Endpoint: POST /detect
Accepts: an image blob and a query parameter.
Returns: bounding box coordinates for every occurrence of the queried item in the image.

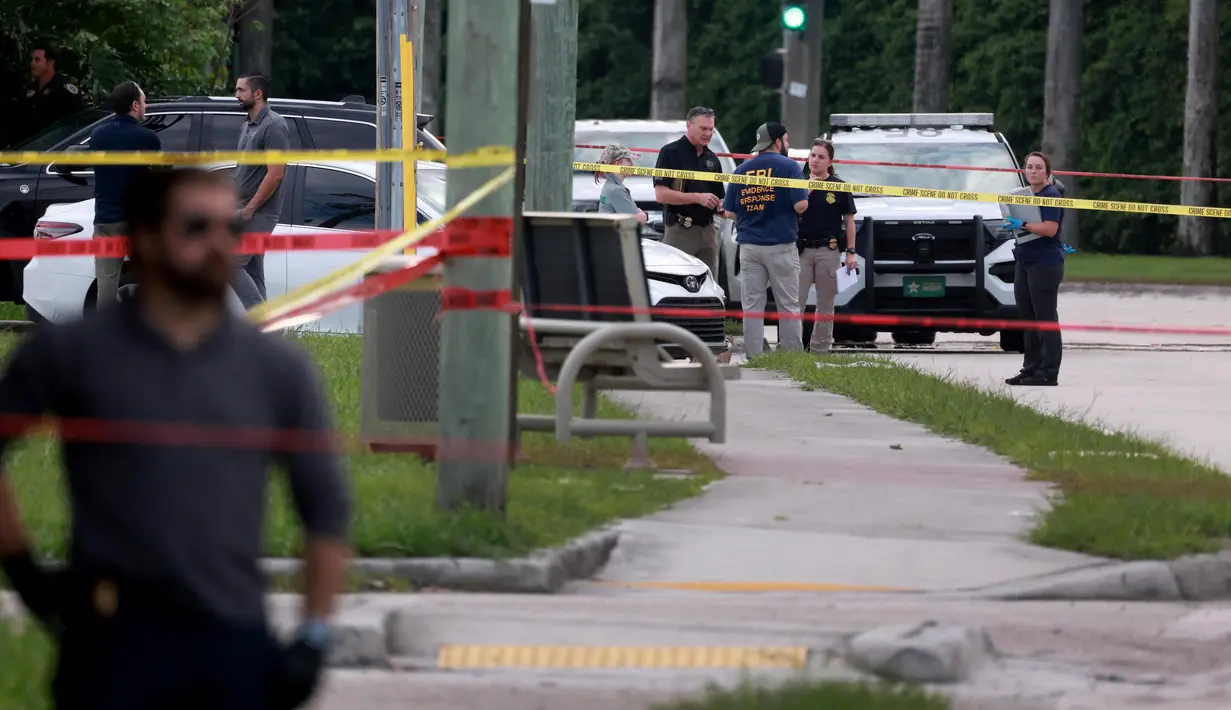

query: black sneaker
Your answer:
[1018,375,1058,386]
[1005,372,1033,385]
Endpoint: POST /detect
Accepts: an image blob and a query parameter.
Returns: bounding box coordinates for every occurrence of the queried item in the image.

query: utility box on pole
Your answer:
[359,259,443,458]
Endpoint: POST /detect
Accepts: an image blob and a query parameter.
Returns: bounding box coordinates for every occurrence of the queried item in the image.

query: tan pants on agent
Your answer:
[93,222,127,307]
[740,242,802,357]
[664,222,719,277]
[800,247,841,352]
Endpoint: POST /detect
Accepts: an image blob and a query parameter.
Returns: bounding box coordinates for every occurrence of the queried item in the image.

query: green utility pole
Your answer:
[525,0,579,212]
[436,0,521,512]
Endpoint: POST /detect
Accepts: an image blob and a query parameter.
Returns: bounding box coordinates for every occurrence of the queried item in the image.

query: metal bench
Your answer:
[514,211,738,447]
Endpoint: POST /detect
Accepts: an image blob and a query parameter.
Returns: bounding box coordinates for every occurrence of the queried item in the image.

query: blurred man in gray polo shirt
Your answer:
[233,73,290,308]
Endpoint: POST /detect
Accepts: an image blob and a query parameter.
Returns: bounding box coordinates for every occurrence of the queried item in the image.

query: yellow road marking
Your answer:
[595,581,910,593]
[436,645,808,669]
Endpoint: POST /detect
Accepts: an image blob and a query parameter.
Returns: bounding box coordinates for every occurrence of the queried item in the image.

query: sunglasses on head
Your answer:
[180,214,245,240]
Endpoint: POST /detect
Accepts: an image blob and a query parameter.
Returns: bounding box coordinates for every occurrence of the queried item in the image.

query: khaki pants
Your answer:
[663,222,718,277]
[800,247,841,352]
[93,222,127,307]
[739,242,802,357]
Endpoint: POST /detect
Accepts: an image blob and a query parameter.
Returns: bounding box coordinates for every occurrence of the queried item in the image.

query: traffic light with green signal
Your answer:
[781,3,807,32]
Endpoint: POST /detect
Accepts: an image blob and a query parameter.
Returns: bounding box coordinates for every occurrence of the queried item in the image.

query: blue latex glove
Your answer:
[1000,216,1023,232]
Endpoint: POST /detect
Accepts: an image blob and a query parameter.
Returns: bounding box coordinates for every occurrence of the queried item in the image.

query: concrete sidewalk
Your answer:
[596,369,1103,593]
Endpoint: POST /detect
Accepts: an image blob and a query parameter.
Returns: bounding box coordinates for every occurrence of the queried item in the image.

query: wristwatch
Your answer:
[297,618,333,651]
[845,247,856,255]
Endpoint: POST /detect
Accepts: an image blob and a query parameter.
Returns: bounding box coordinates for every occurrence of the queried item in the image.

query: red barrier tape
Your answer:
[2,220,515,261]
[574,144,1231,183]
[256,254,444,332]
[442,217,514,257]
[522,301,1231,338]
[440,288,515,312]
[0,414,527,463]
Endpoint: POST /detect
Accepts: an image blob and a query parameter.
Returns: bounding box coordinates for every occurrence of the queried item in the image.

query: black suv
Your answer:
[0,95,444,303]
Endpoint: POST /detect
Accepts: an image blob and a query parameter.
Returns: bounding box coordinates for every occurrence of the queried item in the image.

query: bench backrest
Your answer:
[519,212,651,327]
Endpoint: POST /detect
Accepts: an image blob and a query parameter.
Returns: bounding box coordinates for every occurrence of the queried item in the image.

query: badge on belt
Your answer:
[828,238,839,250]
[93,579,118,618]
[681,216,694,228]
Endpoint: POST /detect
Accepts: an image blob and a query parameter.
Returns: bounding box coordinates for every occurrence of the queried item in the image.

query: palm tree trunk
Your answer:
[912,0,953,112]
[1042,0,1083,248]
[651,0,686,119]
[1176,0,1219,256]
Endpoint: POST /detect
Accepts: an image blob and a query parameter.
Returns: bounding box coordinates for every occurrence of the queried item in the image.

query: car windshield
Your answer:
[417,166,447,215]
[3,108,108,154]
[830,142,1024,194]
[572,130,732,173]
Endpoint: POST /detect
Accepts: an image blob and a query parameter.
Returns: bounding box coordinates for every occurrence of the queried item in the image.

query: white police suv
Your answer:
[721,112,1029,352]
[823,113,1028,350]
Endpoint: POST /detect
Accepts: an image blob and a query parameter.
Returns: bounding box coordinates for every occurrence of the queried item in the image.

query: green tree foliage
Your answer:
[5,0,1228,253]
[0,0,241,101]
[273,0,377,104]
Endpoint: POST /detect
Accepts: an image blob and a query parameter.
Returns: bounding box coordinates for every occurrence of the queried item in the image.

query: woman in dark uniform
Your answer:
[797,139,858,353]
[1003,151,1066,386]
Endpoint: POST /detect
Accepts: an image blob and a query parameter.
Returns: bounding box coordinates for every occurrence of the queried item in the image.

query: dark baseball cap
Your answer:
[751,122,788,152]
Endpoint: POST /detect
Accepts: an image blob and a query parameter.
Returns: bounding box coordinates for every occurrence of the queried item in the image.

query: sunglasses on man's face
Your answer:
[179,214,246,240]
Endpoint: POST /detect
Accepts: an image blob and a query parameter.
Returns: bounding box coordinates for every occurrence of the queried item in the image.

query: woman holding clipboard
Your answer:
[1002,151,1066,387]
[797,139,858,353]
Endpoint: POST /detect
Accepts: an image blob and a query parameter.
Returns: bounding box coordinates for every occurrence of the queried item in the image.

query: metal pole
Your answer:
[390,0,408,233]
[376,0,393,233]
[510,0,532,463]
[436,0,521,512]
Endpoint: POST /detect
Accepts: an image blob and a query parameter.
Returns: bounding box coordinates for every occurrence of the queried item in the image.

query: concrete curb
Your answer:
[968,552,1231,602]
[267,530,621,668]
[262,529,621,595]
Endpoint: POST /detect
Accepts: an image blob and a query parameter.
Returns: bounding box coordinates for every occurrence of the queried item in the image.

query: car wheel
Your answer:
[892,330,936,346]
[999,330,1025,353]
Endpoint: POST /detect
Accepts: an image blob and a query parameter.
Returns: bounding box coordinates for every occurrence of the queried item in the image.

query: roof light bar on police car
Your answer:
[830,114,913,127]
[830,113,995,128]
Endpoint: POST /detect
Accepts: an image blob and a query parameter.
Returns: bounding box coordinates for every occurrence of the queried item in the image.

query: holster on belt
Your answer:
[797,236,840,252]
[56,567,204,627]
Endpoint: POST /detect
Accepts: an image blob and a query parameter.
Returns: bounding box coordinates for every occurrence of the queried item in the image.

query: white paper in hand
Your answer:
[836,266,860,292]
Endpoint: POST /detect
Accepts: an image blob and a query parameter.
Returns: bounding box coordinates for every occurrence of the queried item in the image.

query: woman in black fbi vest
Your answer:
[797,139,858,353]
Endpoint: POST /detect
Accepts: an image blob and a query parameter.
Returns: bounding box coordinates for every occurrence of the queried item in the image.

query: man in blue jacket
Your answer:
[90,82,161,306]
[721,122,809,356]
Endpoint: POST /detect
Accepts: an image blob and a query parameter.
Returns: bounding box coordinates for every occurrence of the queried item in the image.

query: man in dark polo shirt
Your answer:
[0,168,351,710]
[233,73,291,309]
[90,81,161,306]
[653,106,727,277]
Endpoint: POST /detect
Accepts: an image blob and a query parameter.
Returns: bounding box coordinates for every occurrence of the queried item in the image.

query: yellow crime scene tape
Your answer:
[0,145,515,168]
[248,167,517,325]
[575,162,1231,220]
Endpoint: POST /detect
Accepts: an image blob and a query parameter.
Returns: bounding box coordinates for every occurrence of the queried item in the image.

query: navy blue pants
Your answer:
[52,602,280,710]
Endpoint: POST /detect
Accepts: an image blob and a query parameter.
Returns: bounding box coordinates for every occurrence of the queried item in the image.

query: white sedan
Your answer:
[24,161,730,352]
